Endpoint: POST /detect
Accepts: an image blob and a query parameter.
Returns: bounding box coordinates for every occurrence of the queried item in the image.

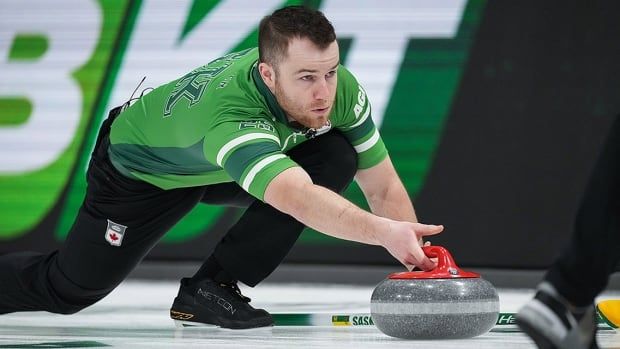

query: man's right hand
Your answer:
[379,221,444,271]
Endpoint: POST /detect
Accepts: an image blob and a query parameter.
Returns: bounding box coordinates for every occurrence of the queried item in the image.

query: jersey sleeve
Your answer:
[204,118,299,201]
[336,70,388,169]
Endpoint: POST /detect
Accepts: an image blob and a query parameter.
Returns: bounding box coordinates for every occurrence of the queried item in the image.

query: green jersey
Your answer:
[109,48,387,201]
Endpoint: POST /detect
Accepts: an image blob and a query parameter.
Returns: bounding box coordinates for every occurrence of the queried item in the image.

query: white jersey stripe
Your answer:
[217,133,280,166]
[241,154,287,192]
[353,129,380,153]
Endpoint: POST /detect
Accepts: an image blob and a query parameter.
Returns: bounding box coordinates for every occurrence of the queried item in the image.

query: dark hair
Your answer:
[258,6,336,67]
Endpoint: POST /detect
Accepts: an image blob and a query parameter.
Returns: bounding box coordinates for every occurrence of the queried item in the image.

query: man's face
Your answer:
[260,38,339,129]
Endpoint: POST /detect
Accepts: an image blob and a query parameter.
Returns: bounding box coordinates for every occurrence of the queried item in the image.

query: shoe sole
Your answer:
[174,319,273,331]
[171,308,273,330]
[174,319,217,328]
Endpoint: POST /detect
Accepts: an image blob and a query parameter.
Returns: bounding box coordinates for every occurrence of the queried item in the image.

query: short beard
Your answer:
[273,84,331,129]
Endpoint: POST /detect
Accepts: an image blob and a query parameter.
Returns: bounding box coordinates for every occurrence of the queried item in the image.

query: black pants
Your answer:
[545,115,620,306]
[0,109,357,314]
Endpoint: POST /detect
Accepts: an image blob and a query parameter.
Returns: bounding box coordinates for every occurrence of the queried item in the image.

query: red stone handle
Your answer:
[388,245,480,279]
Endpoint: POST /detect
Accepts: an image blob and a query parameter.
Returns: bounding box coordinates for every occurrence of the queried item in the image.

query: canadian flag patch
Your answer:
[105,219,127,247]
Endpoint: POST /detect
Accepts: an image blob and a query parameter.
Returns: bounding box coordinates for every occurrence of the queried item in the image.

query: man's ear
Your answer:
[258,62,276,91]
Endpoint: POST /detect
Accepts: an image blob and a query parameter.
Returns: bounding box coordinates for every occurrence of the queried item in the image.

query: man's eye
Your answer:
[301,75,314,81]
[326,71,336,78]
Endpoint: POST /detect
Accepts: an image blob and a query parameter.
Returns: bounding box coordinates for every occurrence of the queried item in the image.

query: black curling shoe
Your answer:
[170,278,273,329]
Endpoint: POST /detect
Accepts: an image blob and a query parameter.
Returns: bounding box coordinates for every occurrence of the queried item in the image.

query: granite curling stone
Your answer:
[370,246,499,339]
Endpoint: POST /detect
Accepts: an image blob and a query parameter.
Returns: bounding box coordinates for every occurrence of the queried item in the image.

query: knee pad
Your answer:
[315,131,358,192]
[287,130,358,192]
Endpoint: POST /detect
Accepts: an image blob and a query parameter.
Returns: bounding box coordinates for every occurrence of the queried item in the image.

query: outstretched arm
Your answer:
[355,156,418,223]
[356,155,442,267]
[264,166,443,270]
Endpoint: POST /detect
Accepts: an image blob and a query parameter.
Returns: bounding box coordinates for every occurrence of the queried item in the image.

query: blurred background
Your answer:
[1,0,618,286]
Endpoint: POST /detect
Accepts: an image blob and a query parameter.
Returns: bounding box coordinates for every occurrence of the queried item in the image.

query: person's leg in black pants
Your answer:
[545,115,620,306]
[517,115,620,349]
[194,130,358,287]
[0,113,205,315]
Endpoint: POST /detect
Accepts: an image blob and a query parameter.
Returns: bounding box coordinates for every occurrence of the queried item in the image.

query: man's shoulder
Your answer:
[202,47,258,70]
[333,65,369,125]
[336,65,366,100]
[337,65,357,85]
[197,48,265,114]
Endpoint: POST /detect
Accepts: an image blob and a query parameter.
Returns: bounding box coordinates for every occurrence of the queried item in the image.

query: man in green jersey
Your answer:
[0,6,443,329]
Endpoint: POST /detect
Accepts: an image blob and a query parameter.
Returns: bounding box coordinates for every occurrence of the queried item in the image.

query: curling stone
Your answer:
[370,246,499,339]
